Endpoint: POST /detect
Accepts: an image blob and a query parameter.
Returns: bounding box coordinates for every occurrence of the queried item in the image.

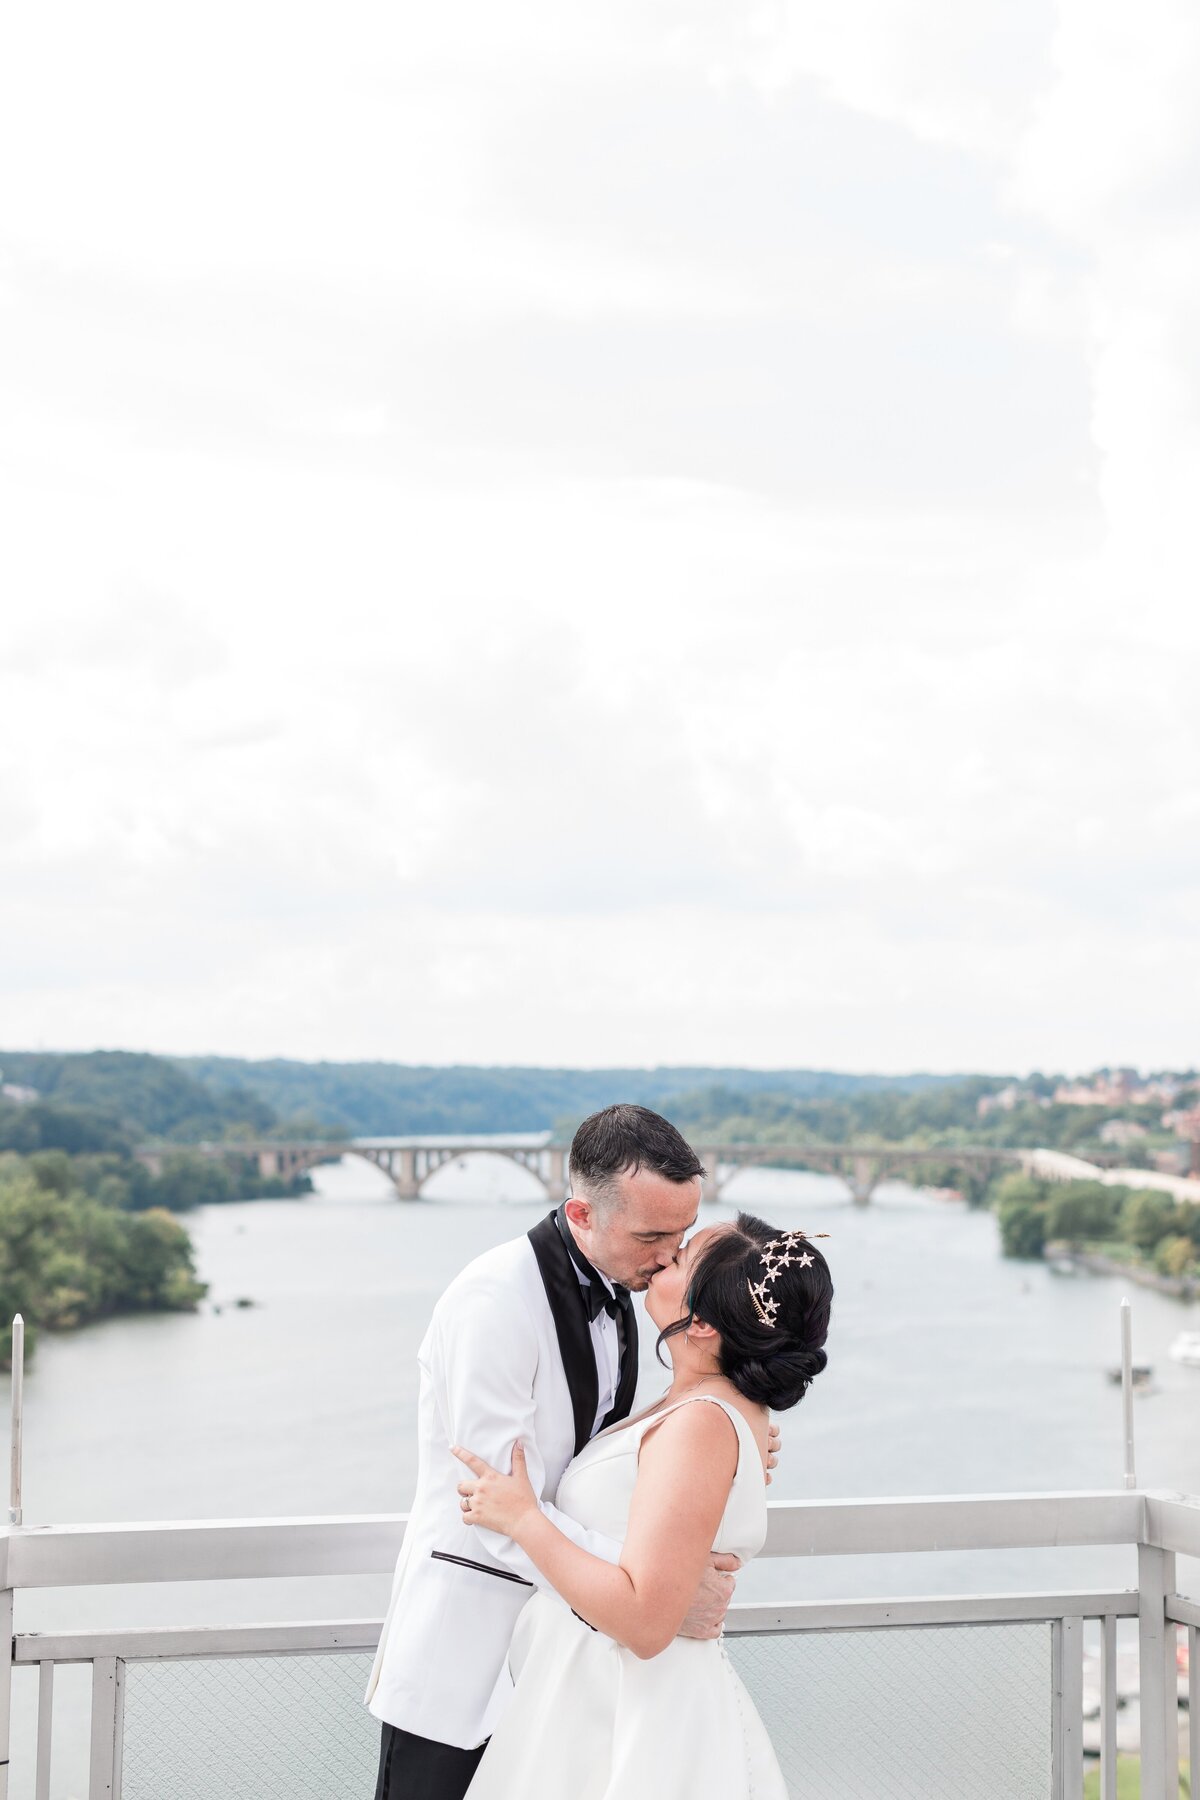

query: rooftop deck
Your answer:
[1,1487,1197,1800]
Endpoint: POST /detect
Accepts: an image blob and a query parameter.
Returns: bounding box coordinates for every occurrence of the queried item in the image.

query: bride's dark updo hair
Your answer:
[657,1213,833,1411]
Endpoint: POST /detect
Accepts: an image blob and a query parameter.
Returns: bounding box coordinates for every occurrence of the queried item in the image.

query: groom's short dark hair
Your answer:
[568,1104,705,1209]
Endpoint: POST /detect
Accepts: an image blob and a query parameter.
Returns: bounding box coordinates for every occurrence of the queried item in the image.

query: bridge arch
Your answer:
[275,1140,571,1204]
[354,1143,564,1203]
[699,1144,1016,1208]
[155,1138,1016,1210]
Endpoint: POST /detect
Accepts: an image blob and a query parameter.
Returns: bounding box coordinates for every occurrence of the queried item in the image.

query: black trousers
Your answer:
[374,1721,488,1800]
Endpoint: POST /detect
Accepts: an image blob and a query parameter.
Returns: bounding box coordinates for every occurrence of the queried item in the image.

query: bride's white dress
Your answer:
[465,1393,788,1800]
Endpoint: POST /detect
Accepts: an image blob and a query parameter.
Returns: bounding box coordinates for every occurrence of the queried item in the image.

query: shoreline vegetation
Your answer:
[1065,1247,1198,1300]
[0,1050,332,1366]
[0,1157,206,1368]
[992,1170,1200,1294]
[1,1049,1197,1363]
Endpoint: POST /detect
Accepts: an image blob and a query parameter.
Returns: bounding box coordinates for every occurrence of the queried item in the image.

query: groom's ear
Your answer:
[565,1196,592,1232]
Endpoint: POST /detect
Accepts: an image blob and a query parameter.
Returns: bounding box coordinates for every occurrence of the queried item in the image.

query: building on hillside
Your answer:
[976,1084,1022,1117]
[1098,1118,1148,1145]
[1137,1075,1184,1104]
[1055,1069,1151,1107]
[1054,1082,1108,1106]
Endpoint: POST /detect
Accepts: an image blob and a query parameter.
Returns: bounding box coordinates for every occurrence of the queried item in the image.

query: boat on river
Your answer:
[1105,1364,1154,1387]
[1168,1330,1200,1366]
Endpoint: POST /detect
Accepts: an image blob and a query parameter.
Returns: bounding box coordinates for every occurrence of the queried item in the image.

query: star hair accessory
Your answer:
[747,1229,830,1330]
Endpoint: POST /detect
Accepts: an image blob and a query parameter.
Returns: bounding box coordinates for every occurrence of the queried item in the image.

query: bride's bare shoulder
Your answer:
[640,1386,765,1456]
[637,1394,741,1473]
[710,1386,771,1465]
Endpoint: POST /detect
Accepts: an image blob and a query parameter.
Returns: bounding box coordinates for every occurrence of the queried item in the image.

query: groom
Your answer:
[365,1103,773,1800]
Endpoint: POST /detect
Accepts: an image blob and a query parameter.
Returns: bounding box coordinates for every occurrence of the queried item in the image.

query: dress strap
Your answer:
[636,1393,754,1475]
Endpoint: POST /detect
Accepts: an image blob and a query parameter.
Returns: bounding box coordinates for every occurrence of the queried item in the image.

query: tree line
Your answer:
[0,1054,324,1367]
[6,1048,1192,1156]
[0,1153,207,1367]
[992,1171,1200,1281]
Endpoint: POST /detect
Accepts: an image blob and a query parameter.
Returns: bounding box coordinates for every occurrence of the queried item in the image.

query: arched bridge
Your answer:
[138,1136,571,1202]
[138,1136,1026,1206]
[700,1143,1022,1206]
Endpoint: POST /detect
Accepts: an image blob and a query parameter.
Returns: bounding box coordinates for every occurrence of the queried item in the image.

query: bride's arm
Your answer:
[454,1402,738,1659]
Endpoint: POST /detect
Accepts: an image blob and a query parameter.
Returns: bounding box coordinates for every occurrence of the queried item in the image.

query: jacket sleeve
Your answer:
[433,1275,623,1586]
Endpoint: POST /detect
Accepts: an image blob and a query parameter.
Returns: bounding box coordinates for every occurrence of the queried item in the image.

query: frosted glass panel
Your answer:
[726,1622,1053,1800]
[120,1653,379,1800]
[119,1626,1053,1800]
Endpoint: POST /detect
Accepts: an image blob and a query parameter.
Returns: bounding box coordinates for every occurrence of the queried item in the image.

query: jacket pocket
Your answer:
[430,1550,534,1587]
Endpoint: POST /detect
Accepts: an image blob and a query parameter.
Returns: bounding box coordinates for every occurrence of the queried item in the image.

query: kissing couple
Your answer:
[365,1103,834,1799]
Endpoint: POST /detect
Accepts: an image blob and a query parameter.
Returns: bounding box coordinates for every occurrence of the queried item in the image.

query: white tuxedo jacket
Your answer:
[365,1211,638,1750]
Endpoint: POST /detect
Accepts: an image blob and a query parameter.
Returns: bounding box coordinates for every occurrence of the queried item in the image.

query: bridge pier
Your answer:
[545,1147,568,1206]
[700,1152,724,1205]
[848,1155,878,1206]
[372,1144,424,1202]
[387,1147,421,1201]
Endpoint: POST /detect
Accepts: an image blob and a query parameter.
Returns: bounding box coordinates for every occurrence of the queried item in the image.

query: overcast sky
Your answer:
[2,0,1199,1075]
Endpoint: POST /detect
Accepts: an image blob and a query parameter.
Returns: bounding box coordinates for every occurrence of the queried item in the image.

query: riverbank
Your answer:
[0,1157,207,1365]
[1048,1242,1200,1300]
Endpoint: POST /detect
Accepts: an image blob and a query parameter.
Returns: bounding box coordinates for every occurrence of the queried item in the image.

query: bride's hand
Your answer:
[452,1441,539,1537]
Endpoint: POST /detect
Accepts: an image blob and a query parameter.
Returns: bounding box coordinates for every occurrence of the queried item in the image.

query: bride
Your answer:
[451,1213,833,1800]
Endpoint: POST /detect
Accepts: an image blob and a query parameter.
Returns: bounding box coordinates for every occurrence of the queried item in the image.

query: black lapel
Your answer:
[602,1303,640,1431]
[528,1210,599,1457]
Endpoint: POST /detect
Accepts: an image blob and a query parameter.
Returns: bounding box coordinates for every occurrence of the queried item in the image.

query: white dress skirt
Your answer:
[464,1394,788,1800]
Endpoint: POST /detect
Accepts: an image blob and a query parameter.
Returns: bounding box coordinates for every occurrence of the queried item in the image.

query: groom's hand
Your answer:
[766,1419,782,1484]
[677,1553,740,1640]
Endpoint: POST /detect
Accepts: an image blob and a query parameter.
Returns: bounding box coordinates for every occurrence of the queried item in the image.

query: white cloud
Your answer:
[2,0,1199,1072]
[688,0,1055,157]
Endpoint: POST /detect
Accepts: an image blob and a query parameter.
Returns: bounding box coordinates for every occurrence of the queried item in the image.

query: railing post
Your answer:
[1052,1618,1085,1800]
[1188,1624,1198,1800]
[1061,1616,1084,1800]
[1137,1543,1177,1800]
[0,1584,12,1800]
[89,1656,123,1800]
[1119,1300,1137,1490]
[1100,1613,1118,1800]
[35,1662,54,1800]
[8,1316,23,1528]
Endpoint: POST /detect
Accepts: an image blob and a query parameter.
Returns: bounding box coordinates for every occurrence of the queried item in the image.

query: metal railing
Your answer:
[1,1488,1197,1800]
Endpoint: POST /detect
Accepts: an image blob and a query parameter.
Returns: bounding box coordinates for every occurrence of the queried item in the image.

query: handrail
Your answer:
[10,1589,1143,1664]
[1,1487,1191,1589]
[1142,1491,1200,1558]
[0,1514,404,1589]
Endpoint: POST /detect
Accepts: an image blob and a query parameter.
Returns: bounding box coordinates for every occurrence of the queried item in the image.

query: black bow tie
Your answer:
[584,1282,630,1324]
[553,1207,632,1325]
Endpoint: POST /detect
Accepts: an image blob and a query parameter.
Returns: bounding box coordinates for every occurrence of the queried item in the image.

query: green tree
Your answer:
[1155,1234,1196,1279]
[1045,1182,1124,1246]
[146,1152,235,1211]
[0,1166,206,1366]
[118,1208,206,1308]
[997,1199,1048,1259]
[26,1149,75,1195]
[1120,1189,1180,1254]
[989,1172,1049,1210]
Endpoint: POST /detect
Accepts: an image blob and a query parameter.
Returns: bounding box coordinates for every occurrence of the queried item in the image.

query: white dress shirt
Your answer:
[572,1258,622,1436]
